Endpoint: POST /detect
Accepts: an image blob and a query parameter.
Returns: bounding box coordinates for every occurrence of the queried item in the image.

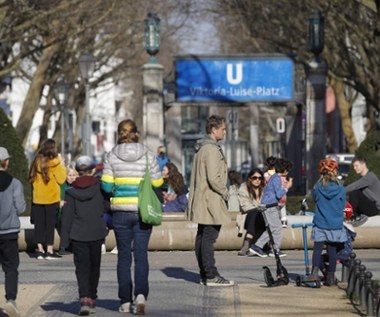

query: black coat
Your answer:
[61,176,107,242]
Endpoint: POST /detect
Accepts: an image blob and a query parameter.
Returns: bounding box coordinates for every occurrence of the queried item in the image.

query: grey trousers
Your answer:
[255,206,283,250]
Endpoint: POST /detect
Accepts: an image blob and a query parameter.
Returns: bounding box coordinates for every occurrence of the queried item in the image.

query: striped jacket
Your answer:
[101,142,163,212]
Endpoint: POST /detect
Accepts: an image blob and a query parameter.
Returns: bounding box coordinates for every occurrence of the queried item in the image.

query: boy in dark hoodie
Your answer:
[0,147,26,317]
[61,156,107,316]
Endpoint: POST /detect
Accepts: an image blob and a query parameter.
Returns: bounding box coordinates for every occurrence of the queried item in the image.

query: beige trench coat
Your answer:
[187,137,231,225]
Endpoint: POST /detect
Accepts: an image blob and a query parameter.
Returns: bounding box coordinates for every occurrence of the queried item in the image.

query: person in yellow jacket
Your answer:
[28,139,66,260]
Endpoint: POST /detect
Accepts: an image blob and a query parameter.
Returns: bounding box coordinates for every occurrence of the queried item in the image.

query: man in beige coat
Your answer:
[187,115,234,287]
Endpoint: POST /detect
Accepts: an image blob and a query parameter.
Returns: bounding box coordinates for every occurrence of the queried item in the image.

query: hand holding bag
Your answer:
[138,154,162,226]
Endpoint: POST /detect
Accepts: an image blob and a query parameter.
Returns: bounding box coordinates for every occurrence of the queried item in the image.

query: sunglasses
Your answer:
[250,176,262,181]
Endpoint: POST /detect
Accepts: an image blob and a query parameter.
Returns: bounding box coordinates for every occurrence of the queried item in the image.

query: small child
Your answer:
[249,158,293,257]
[264,157,292,228]
[0,147,26,317]
[61,156,107,315]
[58,164,78,255]
[304,159,347,286]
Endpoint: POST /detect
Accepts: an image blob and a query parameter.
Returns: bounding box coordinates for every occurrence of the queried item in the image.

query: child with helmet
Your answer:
[304,159,347,286]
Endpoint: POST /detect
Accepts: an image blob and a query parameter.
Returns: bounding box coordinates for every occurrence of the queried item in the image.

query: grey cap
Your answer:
[75,155,95,172]
[0,147,11,161]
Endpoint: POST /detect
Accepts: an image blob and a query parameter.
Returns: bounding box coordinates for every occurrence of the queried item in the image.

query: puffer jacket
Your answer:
[31,157,67,204]
[187,136,231,225]
[101,142,163,212]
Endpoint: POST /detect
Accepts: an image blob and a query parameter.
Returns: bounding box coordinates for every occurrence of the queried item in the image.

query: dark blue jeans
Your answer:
[195,224,221,280]
[113,212,152,304]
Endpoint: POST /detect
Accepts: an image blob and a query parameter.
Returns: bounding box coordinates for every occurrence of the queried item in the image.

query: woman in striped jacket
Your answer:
[101,119,163,315]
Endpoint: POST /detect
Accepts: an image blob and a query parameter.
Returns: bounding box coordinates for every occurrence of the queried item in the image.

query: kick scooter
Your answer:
[258,203,289,287]
[291,223,321,288]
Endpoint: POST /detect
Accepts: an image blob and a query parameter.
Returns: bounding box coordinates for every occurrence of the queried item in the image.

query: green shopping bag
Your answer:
[138,154,162,226]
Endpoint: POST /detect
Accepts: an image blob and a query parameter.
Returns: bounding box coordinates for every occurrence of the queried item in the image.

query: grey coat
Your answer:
[187,136,230,225]
[0,171,26,235]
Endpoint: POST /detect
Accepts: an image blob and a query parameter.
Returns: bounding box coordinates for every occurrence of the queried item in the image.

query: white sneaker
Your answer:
[4,300,21,317]
[111,246,118,254]
[134,294,145,315]
[101,243,106,254]
[118,302,131,313]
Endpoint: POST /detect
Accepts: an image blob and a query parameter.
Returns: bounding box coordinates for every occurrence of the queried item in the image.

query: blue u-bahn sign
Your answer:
[175,55,294,103]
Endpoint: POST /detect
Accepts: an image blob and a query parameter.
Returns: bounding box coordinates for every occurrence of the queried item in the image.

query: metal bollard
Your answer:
[359,264,366,307]
[346,253,357,294]
[376,285,380,317]
[348,258,361,299]
[364,271,374,317]
[341,259,350,283]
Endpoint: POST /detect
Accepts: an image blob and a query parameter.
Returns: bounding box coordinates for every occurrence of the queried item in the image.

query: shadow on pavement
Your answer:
[162,267,199,283]
[40,298,120,315]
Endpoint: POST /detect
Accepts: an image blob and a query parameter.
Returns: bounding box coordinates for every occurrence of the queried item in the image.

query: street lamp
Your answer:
[144,12,161,63]
[55,78,67,158]
[78,52,95,156]
[308,10,325,60]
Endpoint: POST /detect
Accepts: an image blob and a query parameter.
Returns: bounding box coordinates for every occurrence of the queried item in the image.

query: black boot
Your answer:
[303,267,320,282]
[237,239,251,256]
[324,272,337,286]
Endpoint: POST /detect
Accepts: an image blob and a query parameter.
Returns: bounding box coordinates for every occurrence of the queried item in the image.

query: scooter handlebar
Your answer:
[258,203,279,211]
[291,223,314,228]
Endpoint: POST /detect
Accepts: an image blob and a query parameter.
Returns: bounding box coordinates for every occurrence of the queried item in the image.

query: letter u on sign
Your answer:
[226,64,243,85]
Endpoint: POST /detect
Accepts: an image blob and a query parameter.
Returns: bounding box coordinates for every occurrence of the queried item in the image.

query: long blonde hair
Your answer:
[117,119,139,144]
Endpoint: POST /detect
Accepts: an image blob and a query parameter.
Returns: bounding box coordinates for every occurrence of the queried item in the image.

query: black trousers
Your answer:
[244,210,266,242]
[349,190,379,217]
[32,203,58,246]
[0,238,19,301]
[195,224,221,280]
[72,239,103,299]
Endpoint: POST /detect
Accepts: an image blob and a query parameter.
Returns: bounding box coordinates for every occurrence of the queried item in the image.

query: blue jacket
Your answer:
[261,173,287,205]
[312,181,345,230]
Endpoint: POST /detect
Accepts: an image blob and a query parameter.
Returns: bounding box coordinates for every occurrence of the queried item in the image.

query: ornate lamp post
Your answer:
[305,10,327,191]
[144,12,161,63]
[308,10,325,61]
[78,52,95,156]
[55,78,67,158]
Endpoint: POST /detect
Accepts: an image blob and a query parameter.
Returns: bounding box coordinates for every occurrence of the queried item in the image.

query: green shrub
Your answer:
[344,130,380,185]
[0,108,31,215]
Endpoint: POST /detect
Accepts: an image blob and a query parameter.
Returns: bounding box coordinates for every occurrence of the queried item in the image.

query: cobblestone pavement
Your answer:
[0,250,378,316]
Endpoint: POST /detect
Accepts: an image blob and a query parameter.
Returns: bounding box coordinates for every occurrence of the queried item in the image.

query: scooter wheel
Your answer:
[315,280,321,288]
[263,266,274,287]
[296,276,302,287]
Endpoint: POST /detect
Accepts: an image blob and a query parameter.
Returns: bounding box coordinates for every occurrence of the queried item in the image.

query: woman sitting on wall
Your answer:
[161,162,188,212]
[237,168,266,256]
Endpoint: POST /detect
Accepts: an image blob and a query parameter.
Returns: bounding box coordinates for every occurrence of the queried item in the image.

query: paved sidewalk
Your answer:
[1,250,377,316]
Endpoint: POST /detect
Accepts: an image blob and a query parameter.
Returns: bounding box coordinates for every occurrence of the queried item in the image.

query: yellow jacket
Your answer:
[32,158,67,204]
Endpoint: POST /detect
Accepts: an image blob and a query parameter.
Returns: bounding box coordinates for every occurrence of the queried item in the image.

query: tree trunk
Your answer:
[330,78,358,152]
[16,41,60,146]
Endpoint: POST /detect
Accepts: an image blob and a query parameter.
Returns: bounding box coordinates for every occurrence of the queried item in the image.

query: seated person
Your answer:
[345,156,380,226]
[237,168,266,256]
[228,170,243,212]
[161,162,188,212]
